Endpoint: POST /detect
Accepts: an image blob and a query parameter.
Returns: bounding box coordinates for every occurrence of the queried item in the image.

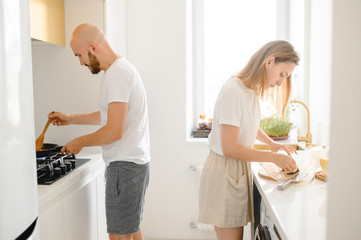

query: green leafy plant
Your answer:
[260,116,292,137]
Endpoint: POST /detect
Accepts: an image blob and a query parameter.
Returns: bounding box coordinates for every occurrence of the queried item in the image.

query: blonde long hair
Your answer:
[234,40,299,118]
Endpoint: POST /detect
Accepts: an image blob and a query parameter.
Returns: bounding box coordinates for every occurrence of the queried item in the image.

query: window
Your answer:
[188,0,306,138]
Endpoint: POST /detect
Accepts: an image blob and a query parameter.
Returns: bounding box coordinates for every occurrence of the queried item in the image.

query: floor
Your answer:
[145,224,251,240]
[145,223,252,240]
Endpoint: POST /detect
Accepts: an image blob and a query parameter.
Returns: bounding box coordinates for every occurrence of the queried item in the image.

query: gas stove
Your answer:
[37,153,91,185]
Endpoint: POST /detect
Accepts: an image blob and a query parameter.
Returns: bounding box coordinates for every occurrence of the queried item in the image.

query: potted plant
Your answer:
[259,115,292,140]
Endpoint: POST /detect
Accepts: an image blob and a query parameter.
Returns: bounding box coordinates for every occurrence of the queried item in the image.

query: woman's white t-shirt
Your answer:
[99,58,150,166]
[208,77,261,155]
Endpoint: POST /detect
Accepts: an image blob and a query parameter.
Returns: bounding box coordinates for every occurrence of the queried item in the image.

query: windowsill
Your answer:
[185,131,305,148]
[185,137,209,146]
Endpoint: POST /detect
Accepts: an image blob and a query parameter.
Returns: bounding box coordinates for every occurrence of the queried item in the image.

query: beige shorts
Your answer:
[199,150,254,228]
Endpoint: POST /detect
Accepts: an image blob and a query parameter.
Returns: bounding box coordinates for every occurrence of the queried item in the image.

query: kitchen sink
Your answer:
[253,144,305,151]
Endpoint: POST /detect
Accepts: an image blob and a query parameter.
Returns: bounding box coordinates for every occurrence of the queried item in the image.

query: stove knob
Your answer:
[70,160,76,169]
[54,167,61,178]
[60,164,67,175]
[52,161,59,168]
[65,162,72,171]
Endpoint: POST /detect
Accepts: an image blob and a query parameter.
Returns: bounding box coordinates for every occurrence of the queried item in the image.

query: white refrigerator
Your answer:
[0,0,38,239]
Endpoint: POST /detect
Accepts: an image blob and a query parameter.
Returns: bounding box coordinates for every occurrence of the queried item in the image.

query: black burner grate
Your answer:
[37,154,90,185]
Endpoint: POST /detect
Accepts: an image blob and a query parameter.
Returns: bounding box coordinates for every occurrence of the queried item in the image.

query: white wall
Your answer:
[32,0,104,145]
[30,0,361,239]
[32,0,126,146]
[308,0,333,146]
[105,0,127,57]
[126,0,216,239]
[328,0,361,239]
[32,0,215,239]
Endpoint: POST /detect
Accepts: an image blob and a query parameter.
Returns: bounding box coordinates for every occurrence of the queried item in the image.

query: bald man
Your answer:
[49,23,150,240]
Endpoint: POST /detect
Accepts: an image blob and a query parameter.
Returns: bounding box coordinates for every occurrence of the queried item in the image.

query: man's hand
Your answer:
[48,111,72,126]
[61,137,84,155]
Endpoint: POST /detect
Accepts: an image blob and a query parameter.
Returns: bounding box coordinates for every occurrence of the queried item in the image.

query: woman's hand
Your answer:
[274,154,298,173]
[269,141,297,156]
[48,111,72,126]
[257,128,297,156]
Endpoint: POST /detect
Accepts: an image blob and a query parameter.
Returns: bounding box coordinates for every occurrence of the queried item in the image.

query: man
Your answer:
[49,23,150,240]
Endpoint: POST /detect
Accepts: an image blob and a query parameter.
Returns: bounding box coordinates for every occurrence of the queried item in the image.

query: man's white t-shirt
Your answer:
[99,58,150,166]
[208,77,261,155]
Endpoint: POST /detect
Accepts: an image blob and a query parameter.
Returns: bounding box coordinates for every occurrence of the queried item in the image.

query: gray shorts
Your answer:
[105,161,150,235]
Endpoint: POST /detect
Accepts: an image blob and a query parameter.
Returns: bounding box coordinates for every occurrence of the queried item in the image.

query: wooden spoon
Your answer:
[35,118,52,151]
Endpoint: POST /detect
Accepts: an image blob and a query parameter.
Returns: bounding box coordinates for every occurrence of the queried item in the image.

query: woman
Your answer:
[199,40,300,240]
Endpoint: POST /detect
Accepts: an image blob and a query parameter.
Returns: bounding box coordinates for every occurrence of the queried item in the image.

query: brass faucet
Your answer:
[290,100,313,148]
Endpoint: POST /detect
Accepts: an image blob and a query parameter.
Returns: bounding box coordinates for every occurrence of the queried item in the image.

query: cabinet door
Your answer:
[29,0,65,46]
[38,197,64,240]
[62,180,97,240]
[96,171,108,239]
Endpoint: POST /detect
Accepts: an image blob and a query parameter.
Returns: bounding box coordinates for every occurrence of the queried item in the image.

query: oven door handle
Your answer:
[254,224,272,240]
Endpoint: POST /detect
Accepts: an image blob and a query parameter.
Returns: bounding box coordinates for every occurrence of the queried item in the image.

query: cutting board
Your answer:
[315,171,327,182]
[258,167,298,182]
[258,162,314,183]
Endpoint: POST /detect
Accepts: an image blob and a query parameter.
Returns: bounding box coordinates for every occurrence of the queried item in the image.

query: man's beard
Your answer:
[87,51,101,74]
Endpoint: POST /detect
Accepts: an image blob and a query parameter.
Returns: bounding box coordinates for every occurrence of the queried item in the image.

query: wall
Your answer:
[105,0,127,57]
[31,0,361,239]
[31,0,215,238]
[126,0,216,239]
[32,0,104,145]
[328,0,361,239]
[31,0,214,239]
[32,0,126,147]
[308,0,333,146]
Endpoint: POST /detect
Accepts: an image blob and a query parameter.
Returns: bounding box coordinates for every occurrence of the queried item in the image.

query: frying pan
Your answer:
[36,143,63,158]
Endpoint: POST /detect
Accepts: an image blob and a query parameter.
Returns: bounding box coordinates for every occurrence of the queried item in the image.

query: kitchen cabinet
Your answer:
[38,180,98,240]
[29,0,65,46]
[95,167,108,240]
[62,180,98,240]
[38,197,63,240]
[37,153,107,240]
